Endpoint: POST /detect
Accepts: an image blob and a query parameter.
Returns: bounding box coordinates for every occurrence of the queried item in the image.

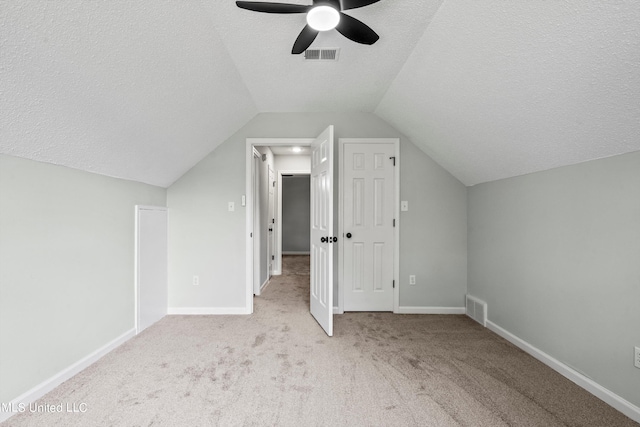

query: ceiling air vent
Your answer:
[304,48,340,61]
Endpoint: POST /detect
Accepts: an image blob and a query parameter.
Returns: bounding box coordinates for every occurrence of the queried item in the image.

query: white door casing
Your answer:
[253,150,262,296]
[310,126,334,336]
[341,141,397,311]
[135,205,168,334]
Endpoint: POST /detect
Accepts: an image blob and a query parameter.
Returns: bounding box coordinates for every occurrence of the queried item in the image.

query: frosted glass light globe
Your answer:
[306,6,340,31]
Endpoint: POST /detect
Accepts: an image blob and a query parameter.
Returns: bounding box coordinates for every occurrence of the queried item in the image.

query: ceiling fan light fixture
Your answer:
[306,6,340,31]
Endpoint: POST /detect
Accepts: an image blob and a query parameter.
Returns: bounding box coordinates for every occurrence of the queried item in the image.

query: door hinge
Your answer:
[392,280,395,289]
[393,219,396,227]
[271,255,274,260]
[389,156,396,166]
[250,232,253,237]
[272,218,275,224]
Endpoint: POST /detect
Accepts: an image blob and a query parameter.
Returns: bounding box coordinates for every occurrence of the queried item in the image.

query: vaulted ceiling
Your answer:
[2,1,639,187]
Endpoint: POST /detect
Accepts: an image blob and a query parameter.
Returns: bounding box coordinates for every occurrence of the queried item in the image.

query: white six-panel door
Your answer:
[310,126,334,336]
[342,142,395,311]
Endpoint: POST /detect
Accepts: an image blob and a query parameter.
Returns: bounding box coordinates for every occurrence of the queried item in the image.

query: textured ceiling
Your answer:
[203,0,442,112]
[376,0,640,185]
[1,1,639,187]
[0,1,257,187]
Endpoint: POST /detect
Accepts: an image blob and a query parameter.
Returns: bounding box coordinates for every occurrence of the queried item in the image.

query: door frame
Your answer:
[245,138,314,313]
[252,148,262,296]
[276,170,311,275]
[337,138,400,314]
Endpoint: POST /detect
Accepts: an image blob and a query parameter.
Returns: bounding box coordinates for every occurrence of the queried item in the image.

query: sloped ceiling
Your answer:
[1,1,639,187]
[376,1,640,185]
[0,1,257,187]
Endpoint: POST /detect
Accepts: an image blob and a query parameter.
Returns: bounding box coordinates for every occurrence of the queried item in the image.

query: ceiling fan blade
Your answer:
[292,25,319,54]
[336,13,379,45]
[339,0,380,11]
[313,0,341,8]
[236,1,311,14]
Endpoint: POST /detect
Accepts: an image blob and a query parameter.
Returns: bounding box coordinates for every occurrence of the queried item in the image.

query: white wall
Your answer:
[0,154,166,404]
[274,155,311,173]
[167,112,467,311]
[468,151,640,409]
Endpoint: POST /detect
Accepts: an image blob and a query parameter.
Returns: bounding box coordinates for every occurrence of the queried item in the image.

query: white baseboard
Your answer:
[282,251,310,255]
[395,306,466,314]
[487,320,640,423]
[260,277,271,293]
[0,328,135,424]
[167,307,250,315]
[333,306,343,314]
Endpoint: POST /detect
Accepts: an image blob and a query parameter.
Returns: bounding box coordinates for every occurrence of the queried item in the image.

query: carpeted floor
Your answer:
[4,255,637,426]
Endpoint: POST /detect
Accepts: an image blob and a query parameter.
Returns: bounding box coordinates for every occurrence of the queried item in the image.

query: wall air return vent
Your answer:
[466,294,487,327]
[304,48,340,61]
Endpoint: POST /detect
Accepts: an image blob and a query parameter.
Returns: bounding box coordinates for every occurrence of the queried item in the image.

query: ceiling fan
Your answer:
[235,0,380,54]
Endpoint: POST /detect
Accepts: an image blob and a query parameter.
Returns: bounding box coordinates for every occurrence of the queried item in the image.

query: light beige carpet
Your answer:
[4,255,637,426]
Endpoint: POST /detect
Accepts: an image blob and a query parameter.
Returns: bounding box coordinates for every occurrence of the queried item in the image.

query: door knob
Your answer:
[320,236,327,243]
[332,237,337,243]
[346,233,352,239]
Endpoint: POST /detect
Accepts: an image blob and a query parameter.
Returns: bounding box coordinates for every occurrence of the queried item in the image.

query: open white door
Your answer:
[267,165,275,277]
[310,125,334,336]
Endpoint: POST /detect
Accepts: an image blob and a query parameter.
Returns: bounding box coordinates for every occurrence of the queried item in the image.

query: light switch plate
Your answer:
[635,346,640,369]
[401,201,409,211]
[228,202,235,212]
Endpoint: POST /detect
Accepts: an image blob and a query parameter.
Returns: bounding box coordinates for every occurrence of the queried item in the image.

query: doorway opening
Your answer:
[245,127,336,336]
[244,138,313,312]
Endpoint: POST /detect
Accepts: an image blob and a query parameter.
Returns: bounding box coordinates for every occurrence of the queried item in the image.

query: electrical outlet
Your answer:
[635,346,640,369]
[409,275,416,285]
[401,201,409,212]
[228,202,235,212]
[193,275,199,286]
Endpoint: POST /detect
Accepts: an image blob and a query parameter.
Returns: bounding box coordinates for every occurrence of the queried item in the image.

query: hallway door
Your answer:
[267,165,275,277]
[310,125,334,336]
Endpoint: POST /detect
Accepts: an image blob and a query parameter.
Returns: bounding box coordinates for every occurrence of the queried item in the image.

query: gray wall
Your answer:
[468,151,640,408]
[282,176,310,253]
[167,112,467,310]
[0,154,166,404]
[400,139,468,307]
